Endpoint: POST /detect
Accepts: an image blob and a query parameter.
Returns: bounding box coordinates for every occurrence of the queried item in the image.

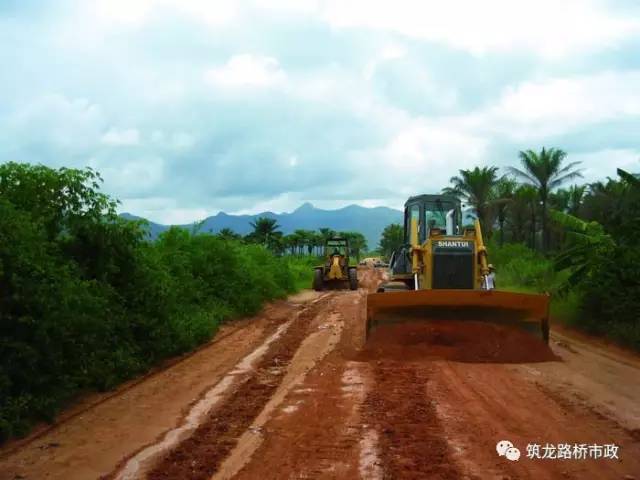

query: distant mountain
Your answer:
[119,213,170,239]
[120,202,403,249]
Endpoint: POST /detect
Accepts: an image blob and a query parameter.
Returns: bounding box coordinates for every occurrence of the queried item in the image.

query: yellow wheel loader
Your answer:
[313,237,358,291]
[367,194,550,342]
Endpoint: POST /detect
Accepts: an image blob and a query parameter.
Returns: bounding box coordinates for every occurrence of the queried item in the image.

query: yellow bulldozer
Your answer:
[313,236,358,291]
[367,194,550,342]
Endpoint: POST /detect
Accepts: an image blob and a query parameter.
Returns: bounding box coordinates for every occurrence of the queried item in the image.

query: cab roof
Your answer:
[404,194,460,207]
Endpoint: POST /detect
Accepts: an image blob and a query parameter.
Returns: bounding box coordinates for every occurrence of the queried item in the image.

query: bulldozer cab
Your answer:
[391,195,475,288]
[404,194,461,244]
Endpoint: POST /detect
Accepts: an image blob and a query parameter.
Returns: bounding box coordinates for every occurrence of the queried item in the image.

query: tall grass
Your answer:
[487,241,579,325]
[490,241,639,350]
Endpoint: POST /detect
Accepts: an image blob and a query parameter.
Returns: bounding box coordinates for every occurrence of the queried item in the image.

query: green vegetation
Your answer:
[487,241,557,292]
[246,223,368,261]
[443,165,501,234]
[0,162,312,442]
[378,148,638,350]
[440,152,638,350]
[378,223,404,260]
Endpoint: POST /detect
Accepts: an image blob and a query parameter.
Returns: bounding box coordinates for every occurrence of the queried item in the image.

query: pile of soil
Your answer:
[359,319,559,363]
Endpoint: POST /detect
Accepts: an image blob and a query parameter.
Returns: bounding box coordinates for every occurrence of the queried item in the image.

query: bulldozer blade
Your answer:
[366,289,550,343]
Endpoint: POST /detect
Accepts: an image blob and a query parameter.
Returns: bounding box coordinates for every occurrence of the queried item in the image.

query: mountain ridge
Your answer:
[120,202,403,248]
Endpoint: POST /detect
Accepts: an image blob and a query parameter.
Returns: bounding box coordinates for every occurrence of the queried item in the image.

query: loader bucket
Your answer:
[366,289,550,344]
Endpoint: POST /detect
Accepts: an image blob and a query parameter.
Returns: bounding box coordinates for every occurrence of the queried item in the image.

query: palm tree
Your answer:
[567,185,586,216]
[306,231,320,256]
[249,217,281,246]
[317,227,336,255]
[294,229,313,255]
[443,166,500,234]
[549,188,570,213]
[285,232,301,256]
[217,228,241,241]
[493,176,517,246]
[508,185,538,247]
[509,147,582,252]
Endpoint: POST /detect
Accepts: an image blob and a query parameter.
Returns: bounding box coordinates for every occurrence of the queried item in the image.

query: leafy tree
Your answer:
[552,210,615,290]
[509,148,582,251]
[0,162,119,240]
[443,166,500,235]
[552,208,639,347]
[581,168,640,242]
[379,223,404,260]
[0,163,308,442]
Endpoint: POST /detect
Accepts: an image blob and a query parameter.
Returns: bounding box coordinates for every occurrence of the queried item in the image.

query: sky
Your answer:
[1,0,639,224]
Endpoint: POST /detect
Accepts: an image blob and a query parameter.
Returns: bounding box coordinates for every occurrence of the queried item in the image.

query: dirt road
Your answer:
[1,267,639,479]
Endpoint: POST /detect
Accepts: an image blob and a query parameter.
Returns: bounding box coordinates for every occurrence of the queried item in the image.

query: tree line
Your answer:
[0,162,310,442]
[377,147,639,349]
[441,147,585,252]
[223,217,368,260]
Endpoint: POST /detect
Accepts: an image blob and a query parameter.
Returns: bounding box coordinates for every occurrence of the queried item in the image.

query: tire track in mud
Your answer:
[143,294,333,480]
[228,287,377,480]
[0,319,261,462]
[362,362,461,480]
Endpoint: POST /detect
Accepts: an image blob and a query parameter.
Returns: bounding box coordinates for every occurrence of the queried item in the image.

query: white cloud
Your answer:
[364,43,407,80]
[7,94,105,154]
[155,207,210,224]
[3,0,640,225]
[92,156,165,196]
[232,191,301,215]
[320,0,640,57]
[92,0,238,26]
[380,121,488,194]
[93,0,157,24]
[101,128,141,146]
[120,196,211,224]
[462,70,640,140]
[386,124,482,168]
[571,148,640,183]
[204,54,287,88]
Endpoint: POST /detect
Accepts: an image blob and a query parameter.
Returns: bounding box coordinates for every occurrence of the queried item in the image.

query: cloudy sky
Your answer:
[2,0,639,223]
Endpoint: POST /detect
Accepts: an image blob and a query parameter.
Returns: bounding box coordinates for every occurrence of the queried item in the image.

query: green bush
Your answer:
[283,256,319,291]
[0,163,307,442]
[578,245,640,350]
[487,241,556,291]
[550,204,640,351]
